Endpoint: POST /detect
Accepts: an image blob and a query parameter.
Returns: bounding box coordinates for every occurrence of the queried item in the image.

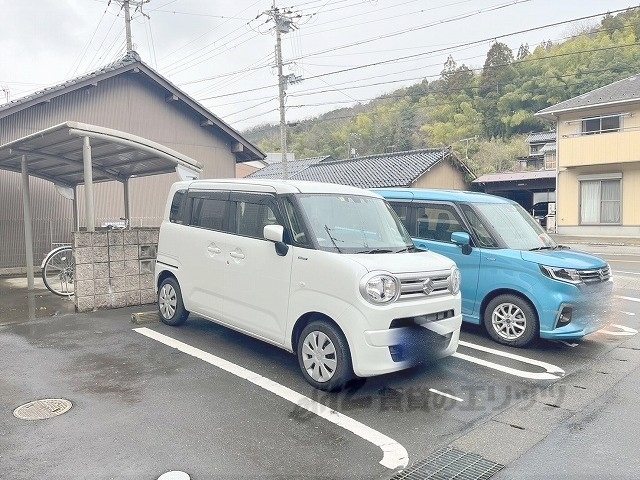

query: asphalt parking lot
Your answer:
[2,240,640,479]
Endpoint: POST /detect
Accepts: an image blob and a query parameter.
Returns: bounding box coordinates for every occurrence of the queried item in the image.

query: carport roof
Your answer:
[0,121,203,188]
[472,170,556,184]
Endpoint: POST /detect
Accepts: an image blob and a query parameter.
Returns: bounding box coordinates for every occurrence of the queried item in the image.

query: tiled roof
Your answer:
[248,156,332,179]
[526,131,556,143]
[539,142,556,153]
[278,149,471,188]
[536,73,640,117]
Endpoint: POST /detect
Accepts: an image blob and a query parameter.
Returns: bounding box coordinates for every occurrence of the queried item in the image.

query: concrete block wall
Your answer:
[73,228,159,313]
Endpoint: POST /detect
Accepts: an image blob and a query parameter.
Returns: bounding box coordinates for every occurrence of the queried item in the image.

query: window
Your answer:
[582,115,620,135]
[390,204,408,223]
[580,178,621,224]
[414,204,465,243]
[544,152,556,170]
[169,189,186,223]
[284,197,309,246]
[190,197,226,230]
[236,200,277,238]
[459,204,498,248]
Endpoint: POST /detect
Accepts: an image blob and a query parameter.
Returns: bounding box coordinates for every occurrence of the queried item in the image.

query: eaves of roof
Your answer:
[472,170,556,184]
[525,131,556,143]
[0,51,265,162]
[535,73,640,120]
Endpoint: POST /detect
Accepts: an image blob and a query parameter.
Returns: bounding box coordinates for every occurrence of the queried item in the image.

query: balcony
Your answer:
[560,127,640,167]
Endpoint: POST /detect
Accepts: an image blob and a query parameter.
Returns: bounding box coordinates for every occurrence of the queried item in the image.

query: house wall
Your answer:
[0,72,237,269]
[557,163,640,236]
[411,160,469,190]
[555,103,640,236]
[558,104,640,167]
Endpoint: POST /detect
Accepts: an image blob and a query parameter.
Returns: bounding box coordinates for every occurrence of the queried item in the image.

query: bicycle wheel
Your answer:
[42,246,75,296]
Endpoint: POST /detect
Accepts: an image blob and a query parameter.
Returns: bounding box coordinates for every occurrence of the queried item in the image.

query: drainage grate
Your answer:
[390,447,503,480]
[13,399,72,420]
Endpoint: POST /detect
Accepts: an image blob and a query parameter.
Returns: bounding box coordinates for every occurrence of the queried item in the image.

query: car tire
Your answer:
[158,277,189,326]
[297,320,353,391]
[483,294,538,347]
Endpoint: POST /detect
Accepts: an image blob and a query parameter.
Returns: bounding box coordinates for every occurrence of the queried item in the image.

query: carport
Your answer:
[0,121,202,290]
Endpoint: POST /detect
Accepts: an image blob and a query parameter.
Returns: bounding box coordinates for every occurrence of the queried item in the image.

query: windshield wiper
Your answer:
[324,225,342,253]
[355,248,393,254]
[529,246,555,251]
[395,245,418,253]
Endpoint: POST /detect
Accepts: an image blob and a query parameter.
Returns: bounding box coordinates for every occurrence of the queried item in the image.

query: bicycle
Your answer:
[41,244,74,296]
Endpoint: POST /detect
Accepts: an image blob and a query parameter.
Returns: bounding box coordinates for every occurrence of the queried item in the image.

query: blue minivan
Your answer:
[375,188,613,347]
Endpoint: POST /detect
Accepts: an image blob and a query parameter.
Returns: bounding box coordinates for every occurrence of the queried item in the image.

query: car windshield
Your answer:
[297,194,413,253]
[469,202,557,250]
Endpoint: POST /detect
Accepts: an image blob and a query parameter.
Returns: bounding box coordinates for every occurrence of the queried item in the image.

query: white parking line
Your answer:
[621,311,636,316]
[616,295,640,303]
[134,327,408,470]
[429,389,464,402]
[453,340,565,380]
[599,324,638,336]
[613,270,640,276]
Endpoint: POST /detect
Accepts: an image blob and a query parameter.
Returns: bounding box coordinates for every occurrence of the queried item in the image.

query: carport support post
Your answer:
[82,136,95,232]
[72,185,79,232]
[20,155,35,290]
[123,178,131,229]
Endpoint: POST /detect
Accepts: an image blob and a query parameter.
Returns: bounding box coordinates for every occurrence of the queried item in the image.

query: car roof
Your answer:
[172,178,381,197]
[372,187,515,205]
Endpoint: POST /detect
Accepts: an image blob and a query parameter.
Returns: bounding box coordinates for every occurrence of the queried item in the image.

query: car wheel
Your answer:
[158,277,189,326]
[483,294,538,347]
[297,320,353,391]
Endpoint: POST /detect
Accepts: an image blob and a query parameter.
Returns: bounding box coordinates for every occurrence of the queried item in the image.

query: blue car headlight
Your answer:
[540,265,583,285]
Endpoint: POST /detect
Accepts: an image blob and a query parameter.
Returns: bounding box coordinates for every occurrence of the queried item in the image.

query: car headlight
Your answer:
[360,272,399,304]
[449,266,461,295]
[540,265,583,284]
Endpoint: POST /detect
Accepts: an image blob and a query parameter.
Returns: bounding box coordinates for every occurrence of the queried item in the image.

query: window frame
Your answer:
[578,174,622,225]
[581,114,621,135]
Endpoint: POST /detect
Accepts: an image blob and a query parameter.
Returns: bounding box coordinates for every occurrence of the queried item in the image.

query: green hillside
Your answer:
[243,8,640,176]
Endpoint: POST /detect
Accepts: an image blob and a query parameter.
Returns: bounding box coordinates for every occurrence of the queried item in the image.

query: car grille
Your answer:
[578,265,611,284]
[396,270,452,298]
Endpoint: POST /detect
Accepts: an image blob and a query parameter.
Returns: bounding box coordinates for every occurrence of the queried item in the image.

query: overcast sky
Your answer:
[1,0,637,131]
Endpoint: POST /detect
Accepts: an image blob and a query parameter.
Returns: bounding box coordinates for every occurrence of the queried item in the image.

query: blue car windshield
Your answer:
[470,202,557,251]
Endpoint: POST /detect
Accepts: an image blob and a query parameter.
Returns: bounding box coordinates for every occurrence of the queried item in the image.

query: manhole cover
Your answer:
[13,398,72,420]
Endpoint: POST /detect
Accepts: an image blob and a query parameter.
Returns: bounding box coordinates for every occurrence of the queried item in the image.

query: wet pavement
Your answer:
[0,275,77,326]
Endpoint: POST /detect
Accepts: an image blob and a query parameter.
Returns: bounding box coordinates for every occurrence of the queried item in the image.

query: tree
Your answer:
[517,43,530,60]
[479,41,515,96]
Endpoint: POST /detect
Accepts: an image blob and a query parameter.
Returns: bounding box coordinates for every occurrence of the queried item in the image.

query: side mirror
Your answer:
[264,224,289,257]
[451,231,472,255]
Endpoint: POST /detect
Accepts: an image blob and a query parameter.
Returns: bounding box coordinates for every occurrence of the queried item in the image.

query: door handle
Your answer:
[229,251,245,260]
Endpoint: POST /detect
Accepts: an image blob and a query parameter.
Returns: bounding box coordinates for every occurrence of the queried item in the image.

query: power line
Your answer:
[194,7,637,104]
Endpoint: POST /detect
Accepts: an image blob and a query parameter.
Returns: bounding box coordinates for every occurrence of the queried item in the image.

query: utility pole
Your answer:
[112,0,150,53]
[263,2,302,179]
[275,17,288,178]
[458,136,478,159]
[124,0,133,52]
